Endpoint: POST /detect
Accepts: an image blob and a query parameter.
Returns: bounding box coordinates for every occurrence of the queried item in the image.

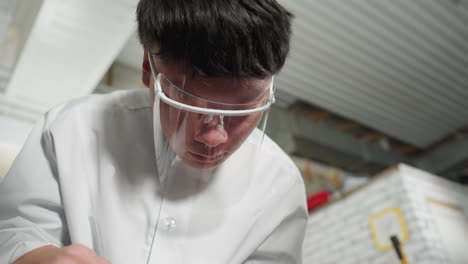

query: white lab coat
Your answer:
[0,89,307,264]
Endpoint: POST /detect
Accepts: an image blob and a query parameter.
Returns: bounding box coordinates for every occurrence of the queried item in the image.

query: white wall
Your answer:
[6,0,137,112]
[0,115,33,180]
[303,169,406,263]
[303,164,468,264]
[401,165,468,264]
[94,62,143,94]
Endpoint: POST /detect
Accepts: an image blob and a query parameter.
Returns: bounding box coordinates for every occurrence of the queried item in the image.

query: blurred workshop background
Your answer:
[1,0,467,263]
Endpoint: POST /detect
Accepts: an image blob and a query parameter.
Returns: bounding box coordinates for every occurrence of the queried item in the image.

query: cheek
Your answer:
[224,113,263,147]
[159,103,187,142]
[159,103,171,141]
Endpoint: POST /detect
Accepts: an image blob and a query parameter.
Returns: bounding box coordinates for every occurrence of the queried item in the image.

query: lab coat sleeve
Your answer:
[0,114,69,264]
[244,173,308,264]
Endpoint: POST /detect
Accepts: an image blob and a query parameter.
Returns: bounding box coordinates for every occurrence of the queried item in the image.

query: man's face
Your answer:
[143,51,272,169]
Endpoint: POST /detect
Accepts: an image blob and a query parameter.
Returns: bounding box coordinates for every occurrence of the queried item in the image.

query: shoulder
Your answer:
[248,128,300,173]
[244,128,305,195]
[42,89,151,131]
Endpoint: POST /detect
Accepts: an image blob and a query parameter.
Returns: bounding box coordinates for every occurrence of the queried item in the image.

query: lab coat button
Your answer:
[162,216,176,231]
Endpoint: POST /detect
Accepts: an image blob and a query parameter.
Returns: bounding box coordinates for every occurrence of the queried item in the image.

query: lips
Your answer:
[188,151,227,162]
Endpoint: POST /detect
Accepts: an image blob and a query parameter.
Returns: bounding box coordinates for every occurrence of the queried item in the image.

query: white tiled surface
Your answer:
[303,164,468,264]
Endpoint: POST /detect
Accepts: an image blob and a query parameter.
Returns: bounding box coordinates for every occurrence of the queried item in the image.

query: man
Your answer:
[0,0,307,263]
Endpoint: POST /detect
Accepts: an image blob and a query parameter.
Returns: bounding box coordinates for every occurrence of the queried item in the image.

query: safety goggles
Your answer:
[148,53,275,119]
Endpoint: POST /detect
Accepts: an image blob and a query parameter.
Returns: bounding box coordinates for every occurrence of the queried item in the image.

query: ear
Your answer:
[142,49,151,88]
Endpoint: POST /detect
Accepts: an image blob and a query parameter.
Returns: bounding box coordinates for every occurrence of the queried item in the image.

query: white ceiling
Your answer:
[3,0,468,149]
[0,0,15,92]
[0,1,14,42]
[276,0,468,148]
[4,0,137,115]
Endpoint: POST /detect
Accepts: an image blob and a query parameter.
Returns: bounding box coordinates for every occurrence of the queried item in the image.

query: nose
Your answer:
[194,115,228,147]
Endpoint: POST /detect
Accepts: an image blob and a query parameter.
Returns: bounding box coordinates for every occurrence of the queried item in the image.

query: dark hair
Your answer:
[136,0,294,78]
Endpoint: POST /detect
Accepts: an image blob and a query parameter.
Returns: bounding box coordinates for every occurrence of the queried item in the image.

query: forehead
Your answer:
[152,55,272,97]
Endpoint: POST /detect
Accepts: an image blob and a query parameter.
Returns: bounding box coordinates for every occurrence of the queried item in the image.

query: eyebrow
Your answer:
[236,89,270,104]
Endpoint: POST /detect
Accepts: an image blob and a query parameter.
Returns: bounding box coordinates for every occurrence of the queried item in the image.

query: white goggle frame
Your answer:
[148,53,275,117]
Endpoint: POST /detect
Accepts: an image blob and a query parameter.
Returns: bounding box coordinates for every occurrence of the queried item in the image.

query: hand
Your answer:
[14,244,111,264]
